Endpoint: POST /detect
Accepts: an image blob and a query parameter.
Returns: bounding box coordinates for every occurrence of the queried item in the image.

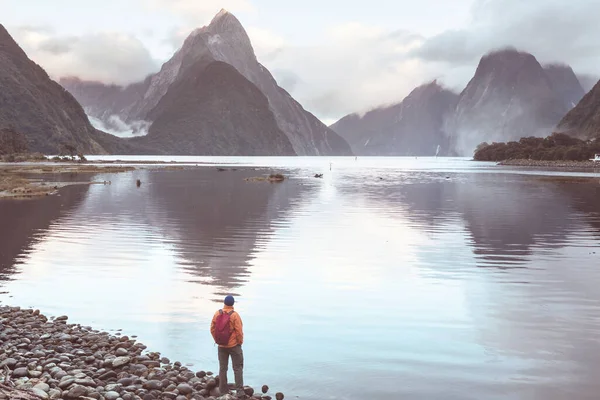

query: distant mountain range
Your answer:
[1,10,598,157]
[331,49,593,156]
[60,10,352,156]
[331,81,458,156]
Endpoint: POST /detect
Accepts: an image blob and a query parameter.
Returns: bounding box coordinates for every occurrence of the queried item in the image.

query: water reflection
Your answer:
[1,162,600,400]
[0,184,90,280]
[345,173,598,268]
[146,169,314,293]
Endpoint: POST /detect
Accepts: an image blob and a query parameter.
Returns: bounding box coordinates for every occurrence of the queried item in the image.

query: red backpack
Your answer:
[214,309,235,345]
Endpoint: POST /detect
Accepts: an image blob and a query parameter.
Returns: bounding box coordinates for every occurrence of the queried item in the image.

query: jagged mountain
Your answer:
[557,80,600,139]
[446,49,574,155]
[330,81,458,156]
[543,64,585,109]
[134,60,295,155]
[0,24,111,154]
[61,10,352,156]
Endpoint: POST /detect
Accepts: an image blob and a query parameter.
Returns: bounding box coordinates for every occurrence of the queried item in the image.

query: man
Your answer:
[210,295,244,396]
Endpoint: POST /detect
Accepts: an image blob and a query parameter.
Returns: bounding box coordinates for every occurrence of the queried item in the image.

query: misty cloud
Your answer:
[88,115,151,138]
[413,0,600,74]
[260,25,448,121]
[12,26,159,85]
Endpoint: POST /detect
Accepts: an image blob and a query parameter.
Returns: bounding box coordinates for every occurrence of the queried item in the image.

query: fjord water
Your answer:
[1,157,600,400]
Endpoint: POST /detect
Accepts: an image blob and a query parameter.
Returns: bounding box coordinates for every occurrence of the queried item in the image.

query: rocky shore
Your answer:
[0,165,135,199]
[0,306,281,400]
[498,159,600,169]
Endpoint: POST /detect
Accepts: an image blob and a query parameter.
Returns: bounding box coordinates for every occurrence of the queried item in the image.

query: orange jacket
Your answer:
[210,305,244,348]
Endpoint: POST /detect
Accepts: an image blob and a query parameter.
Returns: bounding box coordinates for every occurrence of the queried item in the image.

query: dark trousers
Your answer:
[218,345,244,394]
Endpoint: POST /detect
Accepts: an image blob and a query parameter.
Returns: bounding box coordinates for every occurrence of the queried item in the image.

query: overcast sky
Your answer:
[2,0,600,124]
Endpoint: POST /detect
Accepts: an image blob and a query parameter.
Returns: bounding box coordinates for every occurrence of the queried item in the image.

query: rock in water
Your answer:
[276,392,285,400]
[0,306,281,400]
[262,384,269,393]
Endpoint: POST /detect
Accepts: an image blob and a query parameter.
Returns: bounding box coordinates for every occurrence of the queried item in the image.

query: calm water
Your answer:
[1,157,600,400]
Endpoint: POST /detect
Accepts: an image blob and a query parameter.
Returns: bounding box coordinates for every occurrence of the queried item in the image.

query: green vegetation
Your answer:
[474,133,600,161]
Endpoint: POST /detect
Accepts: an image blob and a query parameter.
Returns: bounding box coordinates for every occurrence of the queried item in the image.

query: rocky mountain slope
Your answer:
[61,10,352,156]
[331,81,458,156]
[543,64,585,109]
[135,60,295,155]
[557,80,600,139]
[0,24,110,154]
[446,49,576,155]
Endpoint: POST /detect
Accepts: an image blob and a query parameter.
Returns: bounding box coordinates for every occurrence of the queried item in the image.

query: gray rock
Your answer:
[48,388,62,400]
[34,382,50,392]
[58,378,76,389]
[29,370,42,378]
[54,370,68,380]
[143,380,162,390]
[118,378,133,387]
[75,377,96,387]
[104,391,120,400]
[112,356,131,368]
[65,384,87,398]
[0,357,17,369]
[99,370,118,380]
[176,383,193,395]
[116,348,128,357]
[30,387,49,399]
[105,383,122,392]
[13,367,29,378]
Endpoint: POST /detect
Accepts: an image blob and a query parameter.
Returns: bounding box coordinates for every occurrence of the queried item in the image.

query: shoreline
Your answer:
[0,165,136,199]
[497,159,600,169]
[0,306,277,400]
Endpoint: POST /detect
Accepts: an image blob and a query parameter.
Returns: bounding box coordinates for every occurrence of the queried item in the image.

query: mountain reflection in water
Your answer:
[0,158,599,400]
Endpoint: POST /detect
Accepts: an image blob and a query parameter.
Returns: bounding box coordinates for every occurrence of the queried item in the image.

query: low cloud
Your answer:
[88,115,151,138]
[414,0,600,72]
[258,24,445,121]
[12,26,159,85]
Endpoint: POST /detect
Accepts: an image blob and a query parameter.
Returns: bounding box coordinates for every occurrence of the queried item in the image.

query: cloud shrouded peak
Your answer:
[9,26,159,85]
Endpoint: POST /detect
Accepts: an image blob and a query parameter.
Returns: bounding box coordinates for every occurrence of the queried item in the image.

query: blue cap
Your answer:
[224,295,235,306]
